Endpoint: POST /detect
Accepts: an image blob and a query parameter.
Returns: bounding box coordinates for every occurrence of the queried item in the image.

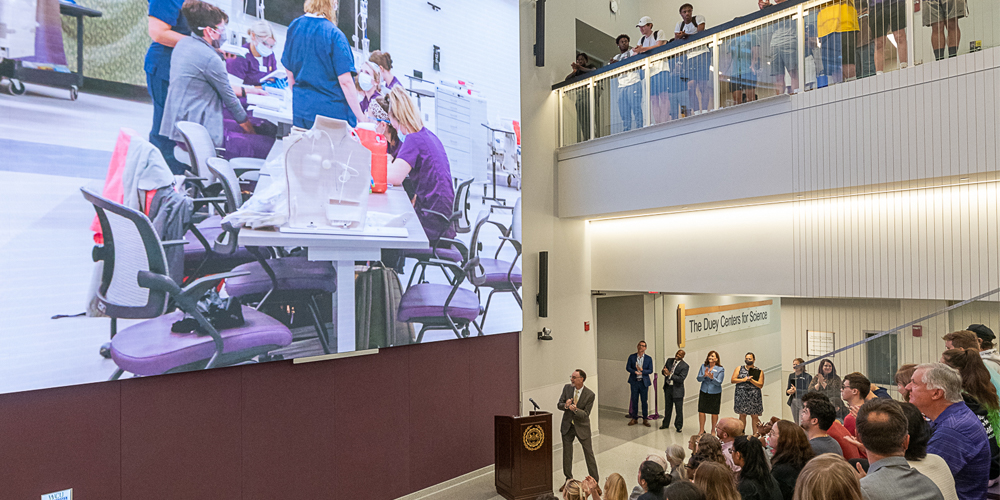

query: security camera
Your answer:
[538,327,553,341]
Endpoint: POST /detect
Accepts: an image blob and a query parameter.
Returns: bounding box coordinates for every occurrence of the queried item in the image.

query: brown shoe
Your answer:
[628,418,638,426]
[642,419,651,427]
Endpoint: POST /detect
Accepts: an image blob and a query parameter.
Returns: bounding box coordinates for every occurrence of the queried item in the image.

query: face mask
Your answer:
[746,359,753,365]
[256,43,273,57]
[397,131,407,142]
[202,26,226,48]
[358,72,374,92]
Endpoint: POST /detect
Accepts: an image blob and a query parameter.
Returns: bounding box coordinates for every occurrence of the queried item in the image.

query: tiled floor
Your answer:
[0,82,523,394]
[403,377,784,499]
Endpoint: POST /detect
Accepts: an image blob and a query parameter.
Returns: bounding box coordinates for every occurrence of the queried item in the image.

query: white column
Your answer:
[588,81,595,140]
[796,6,805,93]
[712,35,721,110]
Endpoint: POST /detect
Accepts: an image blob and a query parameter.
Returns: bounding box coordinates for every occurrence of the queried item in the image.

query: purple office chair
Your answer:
[467,206,522,329]
[82,188,292,380]
[399,178,475,286]
[397,257,483,342]
[207,158,337,355]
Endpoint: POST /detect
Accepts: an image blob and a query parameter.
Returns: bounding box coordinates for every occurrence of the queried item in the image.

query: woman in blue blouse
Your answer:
[697,350,725,434]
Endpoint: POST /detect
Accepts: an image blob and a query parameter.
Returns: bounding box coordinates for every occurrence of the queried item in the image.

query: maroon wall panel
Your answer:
[330,347,413,499]
[0,332,520,500]
[469,333,520,466]
[0,382,121,500]
[240,360,337,500]
[407,339,473,492]
[120,367,244,500]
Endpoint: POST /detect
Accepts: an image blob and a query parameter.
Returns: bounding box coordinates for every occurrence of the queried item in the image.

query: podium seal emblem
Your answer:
[523,424,544,451]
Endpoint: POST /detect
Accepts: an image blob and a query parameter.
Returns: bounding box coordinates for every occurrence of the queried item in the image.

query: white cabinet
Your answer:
[434,86,488,182]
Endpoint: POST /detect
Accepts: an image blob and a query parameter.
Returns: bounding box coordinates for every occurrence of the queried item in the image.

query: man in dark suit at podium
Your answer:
[558,369,598,488]
[659,349,689,432]
[627,341,654,427]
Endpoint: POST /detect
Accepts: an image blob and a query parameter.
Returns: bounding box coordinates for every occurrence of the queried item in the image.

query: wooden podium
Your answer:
[495,411,553,500]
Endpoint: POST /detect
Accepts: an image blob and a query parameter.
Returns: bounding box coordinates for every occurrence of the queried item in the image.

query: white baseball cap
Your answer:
[636,16,653,27]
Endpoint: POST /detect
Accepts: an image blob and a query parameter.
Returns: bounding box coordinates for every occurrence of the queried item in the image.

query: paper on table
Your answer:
[246,93,284,110]
[260,69,285,83]
[220,43,248,57]
[227,73,244,88]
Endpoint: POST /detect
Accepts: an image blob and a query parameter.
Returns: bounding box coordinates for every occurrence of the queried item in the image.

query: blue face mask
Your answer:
[397,131,407,142]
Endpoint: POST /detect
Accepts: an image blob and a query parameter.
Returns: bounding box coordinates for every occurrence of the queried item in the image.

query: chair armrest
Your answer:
[193,196,227,204]
[498,236,521,253]
[233,166,262,177]
[434,237,469,261]
[161,239,190,248]
[491,204,513,212]
[179,270,250,302]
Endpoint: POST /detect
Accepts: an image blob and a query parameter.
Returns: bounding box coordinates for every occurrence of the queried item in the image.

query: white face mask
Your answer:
[358,72,374,92]
[256,42,273,57]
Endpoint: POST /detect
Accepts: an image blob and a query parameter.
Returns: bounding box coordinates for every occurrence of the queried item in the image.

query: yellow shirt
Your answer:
[817,2,860,38]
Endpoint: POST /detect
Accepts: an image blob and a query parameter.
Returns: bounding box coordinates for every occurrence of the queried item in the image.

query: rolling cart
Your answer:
[0,0,102,100]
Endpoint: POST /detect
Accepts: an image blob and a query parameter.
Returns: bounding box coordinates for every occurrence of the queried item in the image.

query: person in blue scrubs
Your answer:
[280,0,368,128]
[144,0,191,174]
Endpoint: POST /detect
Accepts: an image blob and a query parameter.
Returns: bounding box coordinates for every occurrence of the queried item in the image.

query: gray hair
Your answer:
[915,362,964,403]
[665,444,686,467]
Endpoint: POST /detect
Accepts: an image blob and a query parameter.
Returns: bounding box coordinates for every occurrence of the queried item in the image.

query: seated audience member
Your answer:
[767,420,815,500]
[631,455,670,500]
[792,454,863,500]
[637,461,671,500]
[665,444,687,482]
[899,402,959,500]
[594,472,628,500]
[896,364,918,402]
[662,481,705,500]
[943,330,980,350]
[799,396,843,456]
[732,436,781,500]
[160,0,275,164]
[563,479,587,500]
[906,363,991,500]
[842,372,871,435]
[968,324,1000,366]
[692,461,739,500]
[854,398,945,500]
[940,348,1000,480]
[716,417,745,472]
[687,434,727,480]
[801,391,859,459]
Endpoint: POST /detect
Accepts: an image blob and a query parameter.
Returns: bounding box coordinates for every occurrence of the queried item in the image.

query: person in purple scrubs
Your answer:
[223,20,278,140]
[356,60,382,118]
[369,50,402,90]
[385,86,456,242]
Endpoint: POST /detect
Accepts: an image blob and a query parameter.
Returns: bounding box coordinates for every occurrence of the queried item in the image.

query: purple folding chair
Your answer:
[467,207,522,330]
[398,258,483,342]
[207,158,337,355]
[82,188,292,380]
[400,178,474,287]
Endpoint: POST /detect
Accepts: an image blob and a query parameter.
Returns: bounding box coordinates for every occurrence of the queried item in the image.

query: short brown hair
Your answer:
[894,364,917,387]
[182,0,229,37]
[369,50,394,71]
[856,398,908,455]
[843,372,871,399]
[943,330,980,349]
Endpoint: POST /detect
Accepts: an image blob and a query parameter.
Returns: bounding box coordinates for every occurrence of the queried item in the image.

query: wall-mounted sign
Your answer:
[676,300,773,347]
[807,330,836,356]
[43,489,72,500]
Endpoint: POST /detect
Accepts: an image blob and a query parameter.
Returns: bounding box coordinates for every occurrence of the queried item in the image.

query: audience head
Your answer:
[182,0,229,39]
[302,0,337,22]
[895,364,917,401]
[801,397,836,432]
[679,3,694,21]
[562,479,584,500]
[576,53,590,67]
[603,473,628,500]
[968,324,996,350]
[792,358,806,373]
[769,419,815,467]
[855,398,908,458]
[616,34,630,51]
[644,453,669,471]
[695,433,726,465]
[817,359,838,379]
[732,436,770,484]
[941,348,999,410]
[665,444,686,469]
[663,481,705,500]
[943,330,980,350]
[536,494,559,500]
[387,86,423,134]
[842,372,872,402]
[792,454,863,500]
[715,417,744,442]
[687,434,700,452]
[693,461,739,500]
[800,390,830,406]
[638,460,671,494]
[704,350,721,367]
[899,401,931,461]
[906,363,964,417]
[635,16,653,36]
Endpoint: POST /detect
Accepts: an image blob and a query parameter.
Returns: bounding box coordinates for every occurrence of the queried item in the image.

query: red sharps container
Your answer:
[355,125,388,193]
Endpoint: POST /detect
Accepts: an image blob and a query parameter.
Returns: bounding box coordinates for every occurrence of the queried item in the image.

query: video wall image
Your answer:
[0,0,521,394]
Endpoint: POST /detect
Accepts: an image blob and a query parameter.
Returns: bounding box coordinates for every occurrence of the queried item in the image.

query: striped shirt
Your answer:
[927,401,991,500]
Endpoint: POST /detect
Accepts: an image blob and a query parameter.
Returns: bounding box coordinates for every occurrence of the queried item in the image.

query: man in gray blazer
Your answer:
[558,369,598,486]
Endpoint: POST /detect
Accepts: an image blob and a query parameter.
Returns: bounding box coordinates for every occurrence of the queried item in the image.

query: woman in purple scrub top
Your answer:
[369,50,402,90]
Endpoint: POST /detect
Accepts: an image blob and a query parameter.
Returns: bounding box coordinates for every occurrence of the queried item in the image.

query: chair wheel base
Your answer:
[99,342,112,359]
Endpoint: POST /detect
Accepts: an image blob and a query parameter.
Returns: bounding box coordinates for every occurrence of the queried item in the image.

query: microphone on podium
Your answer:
[529,398,541,411]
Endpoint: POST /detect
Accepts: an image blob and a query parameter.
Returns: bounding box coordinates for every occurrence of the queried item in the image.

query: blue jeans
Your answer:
[629,381,649,419]
[146,72,187,175]
[618,81,643,131]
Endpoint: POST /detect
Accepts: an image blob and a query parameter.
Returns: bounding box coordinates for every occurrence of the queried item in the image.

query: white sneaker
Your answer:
[900,62,908,69]
[876,71,884,75]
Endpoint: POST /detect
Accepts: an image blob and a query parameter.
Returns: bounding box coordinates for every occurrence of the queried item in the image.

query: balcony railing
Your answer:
[554,0,999,147]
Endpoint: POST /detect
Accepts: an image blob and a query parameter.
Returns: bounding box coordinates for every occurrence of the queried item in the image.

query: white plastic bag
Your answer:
[221,149,289,229]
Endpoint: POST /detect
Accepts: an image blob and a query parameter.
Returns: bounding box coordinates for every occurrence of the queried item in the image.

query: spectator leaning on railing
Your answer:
[631,17,669,124]
[612,34,643,132]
